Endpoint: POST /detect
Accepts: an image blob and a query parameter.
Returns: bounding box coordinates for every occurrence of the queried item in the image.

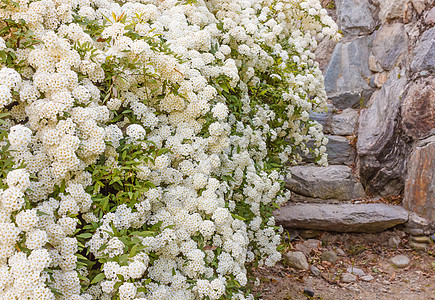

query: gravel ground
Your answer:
[253,229,435,300]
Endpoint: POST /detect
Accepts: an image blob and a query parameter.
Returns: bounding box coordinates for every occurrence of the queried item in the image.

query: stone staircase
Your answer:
[276,0,435,238]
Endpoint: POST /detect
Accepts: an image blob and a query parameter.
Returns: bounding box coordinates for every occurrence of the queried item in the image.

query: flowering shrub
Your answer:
[0,0,338,299]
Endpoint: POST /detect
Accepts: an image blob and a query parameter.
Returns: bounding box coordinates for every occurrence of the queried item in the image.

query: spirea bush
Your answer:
[0,0,338,299]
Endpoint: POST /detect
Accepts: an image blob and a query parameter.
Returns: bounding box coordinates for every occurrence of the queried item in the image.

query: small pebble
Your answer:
[341,273,357,283]
[310,265,321,277]
[283,251,309,270]
[304,239,321,250]
[303,287,315,297]
[431,234,435,242]
[346,267,365,276]
[405,228,424,235]
[360,275,374,282]
[321,251,338,264]
[390,254,410,268]
[295,243,311,257]
[411,236,431,244]
[409,241,428,251]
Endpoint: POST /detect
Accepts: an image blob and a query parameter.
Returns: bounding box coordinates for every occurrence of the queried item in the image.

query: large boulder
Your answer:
[286,165,365,201]
[410,27,435,74]
[324,37,374,109]
[401,77,435,140]
[403,136,435,222]
[335,0,377,35]
[357,68,410,196]
[274,203,409,232]
[372,23,408,71]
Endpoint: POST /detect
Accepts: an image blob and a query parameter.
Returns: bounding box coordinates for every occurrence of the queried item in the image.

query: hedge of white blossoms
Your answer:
[0,0,338,299]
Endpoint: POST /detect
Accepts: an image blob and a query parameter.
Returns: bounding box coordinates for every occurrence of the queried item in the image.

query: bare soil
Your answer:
[253,229,435,300]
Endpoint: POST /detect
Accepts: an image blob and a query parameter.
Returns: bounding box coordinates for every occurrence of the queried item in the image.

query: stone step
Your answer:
[274,203,409,233]
[286,165,365,201]
[302,135,356,166]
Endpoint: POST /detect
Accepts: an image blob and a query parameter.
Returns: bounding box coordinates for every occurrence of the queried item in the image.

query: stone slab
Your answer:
[274,203,409,232]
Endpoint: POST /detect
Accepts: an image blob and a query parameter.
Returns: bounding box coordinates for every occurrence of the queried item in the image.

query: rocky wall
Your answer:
[285,0,435,223]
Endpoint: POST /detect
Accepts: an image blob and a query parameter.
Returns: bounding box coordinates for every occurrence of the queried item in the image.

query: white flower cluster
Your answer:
[0,0,337,299]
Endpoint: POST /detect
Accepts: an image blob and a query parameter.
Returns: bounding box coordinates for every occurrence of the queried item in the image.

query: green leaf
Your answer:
[231,213,246,221]
[129,244,138,258]
[116,274,124,281]
[219,82,229,93]
[76,233,93,239]
[90,273,105,284]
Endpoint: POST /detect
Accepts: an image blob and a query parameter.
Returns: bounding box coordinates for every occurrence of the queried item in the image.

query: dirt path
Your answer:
[254,229,435,300]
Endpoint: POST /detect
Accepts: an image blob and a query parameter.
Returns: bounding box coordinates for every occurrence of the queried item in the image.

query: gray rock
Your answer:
[406,212,432,230]
[336,0,377,35]
[388,236,401,248]
[357,68,410,196]
[324,37,374,109]
[372,23,407,71]
[341,273,357,283]
[347,267,365,276]
[303,135,355,165]
[321,251,338,264]
[403,137,435,222]
[310,265,321,277]
[401,77,435,141]
[378,0,407,22]
[286,165,365,200]
[283,251,309,270]
[431,234,435,242]
[411,27,435,74]
[303,287,315,297]
[325,108,359,136]
[409,241,427,251]
[274,203,409,233]
[360,275,374,282]
[295,243,312,257]
[405,228,424,235]
[390,255,410,267]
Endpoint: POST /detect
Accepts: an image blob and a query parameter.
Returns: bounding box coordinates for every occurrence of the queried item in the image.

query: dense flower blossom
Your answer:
[0,0,338,299]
